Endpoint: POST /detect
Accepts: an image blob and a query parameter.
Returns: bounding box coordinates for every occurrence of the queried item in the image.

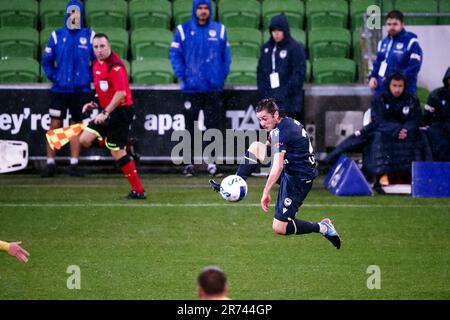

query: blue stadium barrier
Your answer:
[412,162,450,198]
[324,154,373,196]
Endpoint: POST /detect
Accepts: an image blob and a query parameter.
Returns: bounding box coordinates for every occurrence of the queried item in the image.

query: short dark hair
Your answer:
[256,98,279,115]
[390,71,406,83]
[93,33,110,42]
[386,10,404,23]
[198,266,227,295]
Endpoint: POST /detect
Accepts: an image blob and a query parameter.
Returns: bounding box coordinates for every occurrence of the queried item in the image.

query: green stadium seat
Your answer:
[86,0,128,29]
[308,27,351,61]
[93,27,129,59]
[0,27,38,60]
[0,58,39,83]
[40,28,54,55]
[350,0,381,30]
[352,28,362,63]
[306,59,311,83]
[40,0,67,30]
[226,57,257,85]
[262,0,305,29]
[440,0,450,25]
[129,0,171,30]
[263,28,306,45]
[382,0,394,13]
[131,28,172,60]
[173,0,192,26]
[306,0,348,30]
[0,0,39,28]
[131,58,174,84]
[312,57,356,84]
[417,87,430,110]
[228,27,262,59]
[395,0,439,25]
[219,0,261,29]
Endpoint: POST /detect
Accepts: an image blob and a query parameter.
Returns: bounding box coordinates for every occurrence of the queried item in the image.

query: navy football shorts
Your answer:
[274,172,314,222]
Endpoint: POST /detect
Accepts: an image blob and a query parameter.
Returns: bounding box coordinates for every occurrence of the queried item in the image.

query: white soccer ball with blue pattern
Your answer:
[220,175,248,202]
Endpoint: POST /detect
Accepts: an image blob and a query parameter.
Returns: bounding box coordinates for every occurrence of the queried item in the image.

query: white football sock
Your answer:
[70,158,79,165]
[47,158,55,165]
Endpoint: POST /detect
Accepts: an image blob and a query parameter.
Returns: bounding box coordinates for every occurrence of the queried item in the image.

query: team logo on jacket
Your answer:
[80,37,87,45]
[402,106,410,115]
[184,101,192,110]
[443,100,447,106]
[264,48,269,54]
[209,30,217,38]
[99,80,109,92]
[280,50,287,59]
[385,104,390,110]
[396,43,404,50]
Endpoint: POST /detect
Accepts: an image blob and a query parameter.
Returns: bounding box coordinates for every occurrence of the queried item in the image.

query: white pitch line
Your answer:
[0,203,449,208]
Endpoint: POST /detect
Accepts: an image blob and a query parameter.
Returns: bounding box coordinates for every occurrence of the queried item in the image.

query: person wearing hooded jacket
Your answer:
[41,0,95,178]
[325,72,431,186]
[369,10,423,95]
[257,14,307,122]
[169,0,231,177]
[423,67,450,161]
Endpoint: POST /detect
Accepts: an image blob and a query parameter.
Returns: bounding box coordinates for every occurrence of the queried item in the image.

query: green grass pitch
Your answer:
[1,174,449,299]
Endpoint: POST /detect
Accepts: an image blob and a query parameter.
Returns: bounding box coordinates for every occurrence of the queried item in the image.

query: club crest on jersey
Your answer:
[402,106,410,115]
[396,43,404,50]
[99,80,109,92]
[80,37,87,45]
[209,30,217,37]
[385,104,390,110]
[184,101,191,110]
[280,50,287,59]
[284,198,292,207]
[265,48,269,54]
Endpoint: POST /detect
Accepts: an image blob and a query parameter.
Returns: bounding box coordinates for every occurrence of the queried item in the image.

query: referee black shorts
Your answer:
[85,106,135,151]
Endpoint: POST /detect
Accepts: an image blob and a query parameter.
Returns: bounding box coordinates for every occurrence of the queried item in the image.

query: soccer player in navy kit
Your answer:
[211,99,341,249]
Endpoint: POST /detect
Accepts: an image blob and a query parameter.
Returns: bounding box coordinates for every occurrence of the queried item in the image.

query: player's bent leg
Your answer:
[272,218,289,235]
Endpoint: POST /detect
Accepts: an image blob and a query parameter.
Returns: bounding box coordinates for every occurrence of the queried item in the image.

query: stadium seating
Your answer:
[0,27,39,60]
[352,28,362,64]
[263,28,306,46]
[0,0,39,28]
[0,58,40,83]
[173,0,192,26]
[40,28,54,55]
[394,0,439,25]
[218,0,261,29]
[131,28,172,60]
[306,59,311,83]
[440,0,450,25]
[226,57,258,85]
[131,58,174,84]
[85,0,128,29]
[39,0,67,30]
[382,0,394,13]
[262,0,305,29]
[306,0,348,30]
[129,0,172,30]
[308,27,351,61]
[93,27,129,59]
[350,0,381,31]
[228,27,262,59]
[313,58,356,84]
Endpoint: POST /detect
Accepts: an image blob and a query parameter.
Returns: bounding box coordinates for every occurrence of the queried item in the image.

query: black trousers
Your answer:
[182,92,225,164]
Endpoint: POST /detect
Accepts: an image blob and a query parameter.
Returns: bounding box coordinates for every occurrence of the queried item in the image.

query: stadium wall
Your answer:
[0,84,371,162]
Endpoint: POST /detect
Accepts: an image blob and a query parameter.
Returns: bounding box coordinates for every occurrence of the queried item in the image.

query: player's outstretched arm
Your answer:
[0,240,30,263]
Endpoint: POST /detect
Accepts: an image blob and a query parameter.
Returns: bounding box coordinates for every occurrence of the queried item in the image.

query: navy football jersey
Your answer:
[270,117,318,180]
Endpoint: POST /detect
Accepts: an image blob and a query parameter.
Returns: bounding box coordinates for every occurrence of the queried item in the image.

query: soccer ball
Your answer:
[219,175,248,202]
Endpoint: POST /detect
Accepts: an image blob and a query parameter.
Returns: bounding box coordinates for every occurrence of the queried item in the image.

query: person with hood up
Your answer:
[257,14,307,122]
[326,72,431,187]
[423,67,450,161]
[169,0,231,177]
[41,0,95,178]
[369,10,423,95]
